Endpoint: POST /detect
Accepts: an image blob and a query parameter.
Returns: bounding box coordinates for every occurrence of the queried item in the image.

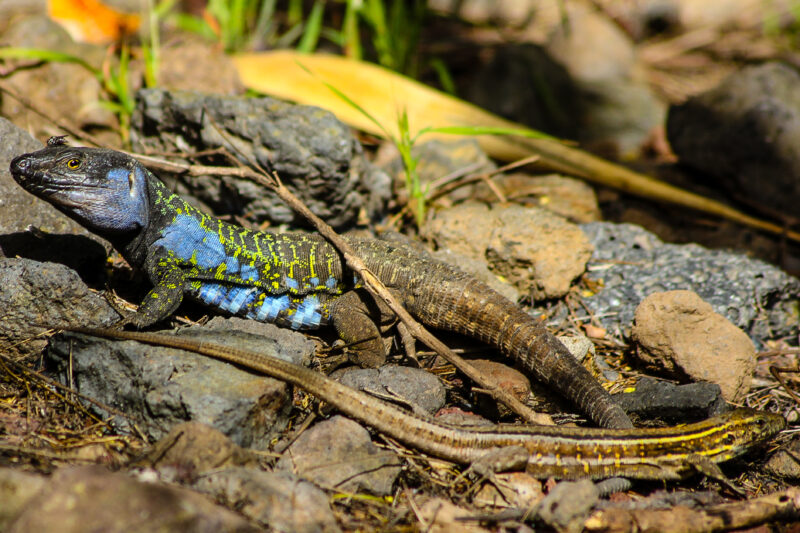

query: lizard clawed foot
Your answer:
[686,453,745,496]
[102,290,137,329]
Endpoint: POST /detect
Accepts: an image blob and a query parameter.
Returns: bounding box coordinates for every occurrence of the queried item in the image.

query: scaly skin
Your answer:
[10,139,633,429]
[70,327,787,481]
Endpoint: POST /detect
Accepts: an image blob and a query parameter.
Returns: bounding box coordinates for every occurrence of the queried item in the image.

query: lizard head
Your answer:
[10,139,150,236]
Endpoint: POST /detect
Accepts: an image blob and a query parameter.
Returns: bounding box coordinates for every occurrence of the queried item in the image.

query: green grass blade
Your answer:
[421,125,557,141]
[0,47,100,76]
[297,0,326,53]
[295,59,394,140]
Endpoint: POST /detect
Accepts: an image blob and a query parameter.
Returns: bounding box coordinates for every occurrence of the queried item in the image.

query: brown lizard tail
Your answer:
[354,238,633,429]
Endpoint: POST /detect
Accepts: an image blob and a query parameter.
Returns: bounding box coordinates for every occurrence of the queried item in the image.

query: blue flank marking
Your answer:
[291,294,323,329]
[325,276,338,290]
[219,286,257,314]
[308,276,319,287]
[254,294,291,322]
[198,283,226,306]
[156,214,226,269]
[224,255,240,275]
[285,277,299,291]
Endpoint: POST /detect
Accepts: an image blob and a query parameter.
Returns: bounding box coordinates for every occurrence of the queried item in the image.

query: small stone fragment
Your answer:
[418,498,488,533]
[557,335,595,363]
[435,408,499,427]
[469,360,531,402]
[194,467,341,533]
[473,471,544,510]
[763,436,800,480]
[468,359,532,419]
[276,416,402,495]
[537,479,599,533]
[141,421,254,478]
[631,290,755,402]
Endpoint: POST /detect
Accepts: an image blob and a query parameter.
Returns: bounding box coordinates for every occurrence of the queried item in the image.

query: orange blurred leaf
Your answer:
[48,0,140,44]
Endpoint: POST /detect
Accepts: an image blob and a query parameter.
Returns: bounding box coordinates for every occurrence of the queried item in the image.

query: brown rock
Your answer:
[0,468,47,531]
[428,203,592,300]
[432,248,520,303]
[194,468,341,533]
[631,290,755,402]
[0,16,117,139]
[418,498,488,533]
[473,471,544,509]
[158,37,243,95]
[488,205,592,300]
[474,173,602,223]
[6,466,257,533]
[276,416,402,495]
[142,421,254,476]
[468,359,531,403]
[545,3,665,157]
[764,436,800,480]
[428,202,494,259]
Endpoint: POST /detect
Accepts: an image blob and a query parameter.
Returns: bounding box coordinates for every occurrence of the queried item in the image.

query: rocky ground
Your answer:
[1,1,800,531]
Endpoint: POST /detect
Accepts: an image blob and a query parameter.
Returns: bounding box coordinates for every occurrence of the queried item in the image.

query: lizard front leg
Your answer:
[113,253,188,329]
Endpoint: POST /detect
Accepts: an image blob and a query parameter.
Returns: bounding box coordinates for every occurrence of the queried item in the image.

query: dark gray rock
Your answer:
[195,316,316,368]
[194,468,341,533]
[332,364,446,415]
[276,415,402,495]
[580,222,799,347]
[0,258,119,359]
[131,89,391,228]
[612,378,727,423]
[47,321,316,448]
[667,62,800,218]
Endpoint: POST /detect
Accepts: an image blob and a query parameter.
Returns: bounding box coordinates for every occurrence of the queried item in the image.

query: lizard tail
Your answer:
[354,238,633,429]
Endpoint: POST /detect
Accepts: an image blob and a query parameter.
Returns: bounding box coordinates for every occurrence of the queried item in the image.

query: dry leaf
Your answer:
[232,50,800,243]
[48,0,140,44]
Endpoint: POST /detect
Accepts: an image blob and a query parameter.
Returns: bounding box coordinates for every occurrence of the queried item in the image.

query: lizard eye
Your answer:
[66,158,81,170]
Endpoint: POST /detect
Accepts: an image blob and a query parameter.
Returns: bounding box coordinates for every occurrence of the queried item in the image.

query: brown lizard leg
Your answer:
[328,288,395,368]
